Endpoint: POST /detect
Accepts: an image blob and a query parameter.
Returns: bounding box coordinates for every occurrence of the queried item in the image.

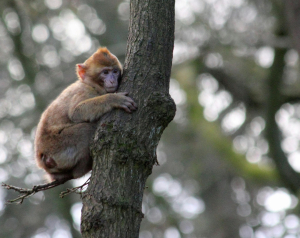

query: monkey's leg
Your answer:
[43,123,96,180]
[69,154,93,179]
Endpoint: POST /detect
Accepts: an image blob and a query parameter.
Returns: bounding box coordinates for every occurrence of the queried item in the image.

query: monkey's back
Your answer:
[34,81,98,168]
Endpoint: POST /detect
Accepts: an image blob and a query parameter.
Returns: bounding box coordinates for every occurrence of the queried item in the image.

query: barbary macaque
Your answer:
[34,47,137,182]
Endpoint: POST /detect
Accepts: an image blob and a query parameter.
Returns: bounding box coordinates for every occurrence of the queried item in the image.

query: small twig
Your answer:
[60,177,90,198]
[2,179,69,204]
[2,177,91,204]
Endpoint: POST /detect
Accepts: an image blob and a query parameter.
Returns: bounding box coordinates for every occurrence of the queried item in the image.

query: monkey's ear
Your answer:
[76,64,87,81]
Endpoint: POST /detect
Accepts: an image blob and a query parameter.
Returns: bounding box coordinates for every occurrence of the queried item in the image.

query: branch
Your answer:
[3,176,84,204]
[2,179,68,204]
[204,67,261,109]
[285,0,300,56]
[265,47,300,193]
[3,177,91,204]
[60,177,90,198]
[283,95,300,104]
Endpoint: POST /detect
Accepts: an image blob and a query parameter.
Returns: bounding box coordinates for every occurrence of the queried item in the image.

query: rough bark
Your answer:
[81,0,176,237]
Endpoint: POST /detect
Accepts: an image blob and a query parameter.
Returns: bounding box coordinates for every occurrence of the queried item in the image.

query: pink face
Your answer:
[99,67,121,93]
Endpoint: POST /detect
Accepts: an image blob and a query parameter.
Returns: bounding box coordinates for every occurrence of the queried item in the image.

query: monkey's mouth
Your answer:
[106,87,118,93]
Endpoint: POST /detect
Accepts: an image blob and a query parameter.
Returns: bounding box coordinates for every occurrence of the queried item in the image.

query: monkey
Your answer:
[34,47,137,182]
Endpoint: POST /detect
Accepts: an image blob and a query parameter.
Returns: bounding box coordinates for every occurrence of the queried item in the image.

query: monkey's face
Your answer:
[76,47,123,94]
[99,67,121,93]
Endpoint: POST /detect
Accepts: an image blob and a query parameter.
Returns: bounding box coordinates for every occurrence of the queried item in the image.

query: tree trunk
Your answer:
[81,0,176,237]
[285,0,300,55]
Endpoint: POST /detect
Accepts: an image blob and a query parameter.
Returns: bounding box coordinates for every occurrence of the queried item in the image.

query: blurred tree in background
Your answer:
[1,0,300,237]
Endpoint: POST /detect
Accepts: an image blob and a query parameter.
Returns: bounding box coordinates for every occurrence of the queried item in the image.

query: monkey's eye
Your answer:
[113,69,119,74]
[103,70,109,75]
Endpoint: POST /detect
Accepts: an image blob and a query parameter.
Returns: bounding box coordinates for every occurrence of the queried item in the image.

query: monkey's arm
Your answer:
[69,93,137,122]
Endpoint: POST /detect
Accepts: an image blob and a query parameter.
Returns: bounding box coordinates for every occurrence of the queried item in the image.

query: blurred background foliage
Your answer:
[1,0,300,237]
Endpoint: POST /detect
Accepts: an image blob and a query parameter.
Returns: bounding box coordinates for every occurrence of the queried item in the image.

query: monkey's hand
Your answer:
[115,92,138,113]
[70,92,138,122]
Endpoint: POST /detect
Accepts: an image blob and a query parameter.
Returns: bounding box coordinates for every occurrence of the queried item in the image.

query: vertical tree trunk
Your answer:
[285,0,300,55]
[81,0,176,237]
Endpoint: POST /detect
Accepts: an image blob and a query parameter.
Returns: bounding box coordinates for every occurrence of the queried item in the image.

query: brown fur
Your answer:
[35,48,137,181]
[76,47,122,80]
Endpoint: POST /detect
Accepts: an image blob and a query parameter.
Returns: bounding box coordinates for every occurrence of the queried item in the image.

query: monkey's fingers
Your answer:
[130,102,138,110]
[124,102,137,111]
[124,97,138,109]
[120,105,132,113]
[132,101,138,109]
